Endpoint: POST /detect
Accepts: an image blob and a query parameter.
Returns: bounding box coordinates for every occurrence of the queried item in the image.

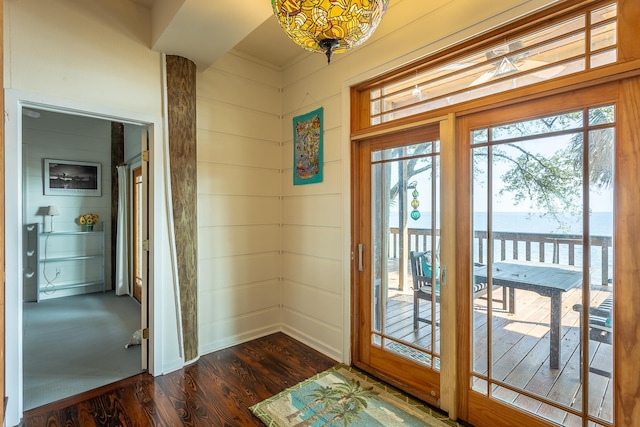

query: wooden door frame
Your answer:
[350,78,640,426]
[3,91,162,426]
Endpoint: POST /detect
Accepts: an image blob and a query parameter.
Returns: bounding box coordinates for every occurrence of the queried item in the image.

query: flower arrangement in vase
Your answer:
[79,213,99,231]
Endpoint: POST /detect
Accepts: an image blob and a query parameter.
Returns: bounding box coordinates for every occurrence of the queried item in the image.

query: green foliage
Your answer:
[496,145,583,221]
[386,106,614,228]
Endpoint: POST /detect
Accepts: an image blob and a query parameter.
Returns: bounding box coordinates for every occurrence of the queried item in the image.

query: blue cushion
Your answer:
[420,254,439,279]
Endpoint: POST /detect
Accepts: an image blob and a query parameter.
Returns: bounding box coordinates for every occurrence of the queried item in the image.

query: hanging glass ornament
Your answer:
[410,188,421,220]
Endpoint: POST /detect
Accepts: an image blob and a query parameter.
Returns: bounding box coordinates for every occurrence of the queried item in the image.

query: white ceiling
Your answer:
[133,0,307,70]
[233,16,311,68]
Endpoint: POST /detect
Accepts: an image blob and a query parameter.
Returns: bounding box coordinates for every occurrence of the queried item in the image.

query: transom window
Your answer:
[367,2,617,126]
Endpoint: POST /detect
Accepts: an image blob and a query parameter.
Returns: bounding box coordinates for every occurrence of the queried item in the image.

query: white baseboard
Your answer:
[198,324,281,356]
[161,357,185,375]
[197,324,344,364]
[279,325,343,363]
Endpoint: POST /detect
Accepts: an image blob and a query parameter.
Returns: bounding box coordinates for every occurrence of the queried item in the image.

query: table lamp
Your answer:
[47,205,60,232]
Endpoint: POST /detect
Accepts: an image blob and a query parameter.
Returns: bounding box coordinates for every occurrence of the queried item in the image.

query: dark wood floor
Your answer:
[20,333,338,427]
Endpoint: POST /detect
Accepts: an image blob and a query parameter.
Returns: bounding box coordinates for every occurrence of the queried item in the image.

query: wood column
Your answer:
[165,55,198,362]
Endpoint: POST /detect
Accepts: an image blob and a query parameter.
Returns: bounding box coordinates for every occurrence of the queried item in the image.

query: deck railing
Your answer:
[389,228,612,286]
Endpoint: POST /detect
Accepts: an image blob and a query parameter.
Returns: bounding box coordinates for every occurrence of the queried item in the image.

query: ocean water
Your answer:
[392,211,613,236]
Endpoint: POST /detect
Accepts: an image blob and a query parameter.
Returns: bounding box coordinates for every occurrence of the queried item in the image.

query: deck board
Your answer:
[382,283,612,423]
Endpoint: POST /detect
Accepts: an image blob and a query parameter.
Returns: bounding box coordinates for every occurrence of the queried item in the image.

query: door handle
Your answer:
[358,243,364,272]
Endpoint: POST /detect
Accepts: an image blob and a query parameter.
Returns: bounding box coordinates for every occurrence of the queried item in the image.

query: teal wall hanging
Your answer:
[293,107,323,185]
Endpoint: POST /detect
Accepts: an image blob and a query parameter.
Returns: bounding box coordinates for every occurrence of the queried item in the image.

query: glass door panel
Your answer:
[469,106,614,426]
[371,142,440,368]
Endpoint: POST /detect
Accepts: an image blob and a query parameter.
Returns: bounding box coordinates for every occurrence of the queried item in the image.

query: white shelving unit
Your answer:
[24,223,106,302]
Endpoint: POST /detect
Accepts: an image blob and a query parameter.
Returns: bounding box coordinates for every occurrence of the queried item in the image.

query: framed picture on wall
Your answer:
[43,159,102,196]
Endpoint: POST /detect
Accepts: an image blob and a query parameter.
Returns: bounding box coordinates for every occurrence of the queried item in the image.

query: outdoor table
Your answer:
[473,260,583,369]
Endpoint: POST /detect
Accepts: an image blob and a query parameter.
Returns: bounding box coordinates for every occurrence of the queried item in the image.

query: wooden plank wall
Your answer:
[195,54,283,353]
[166,55,198,362]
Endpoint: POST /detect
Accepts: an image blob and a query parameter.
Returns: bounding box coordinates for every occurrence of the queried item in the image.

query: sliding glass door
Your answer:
[461,87,615,427]
[353,124,446,407]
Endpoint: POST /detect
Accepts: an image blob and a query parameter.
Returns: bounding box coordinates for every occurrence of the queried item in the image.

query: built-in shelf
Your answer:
[39,230,101,236]
[38,255,102,262]
[24,223,106,302]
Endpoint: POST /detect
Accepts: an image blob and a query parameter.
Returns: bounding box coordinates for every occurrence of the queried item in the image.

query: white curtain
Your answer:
[115,165,130,296]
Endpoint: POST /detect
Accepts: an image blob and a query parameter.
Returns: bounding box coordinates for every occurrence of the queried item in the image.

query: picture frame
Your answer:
[43,158,102,196]
[293,107,323,185]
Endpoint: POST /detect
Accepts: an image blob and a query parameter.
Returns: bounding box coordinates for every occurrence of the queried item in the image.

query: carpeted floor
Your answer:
[22,291,142,410]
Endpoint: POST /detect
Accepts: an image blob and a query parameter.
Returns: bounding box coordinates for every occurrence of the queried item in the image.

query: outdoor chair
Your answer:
[410,251,508,329]
[572,296,612,378]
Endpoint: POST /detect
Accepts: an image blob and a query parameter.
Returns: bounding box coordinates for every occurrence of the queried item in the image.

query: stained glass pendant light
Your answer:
[272,0,390,64]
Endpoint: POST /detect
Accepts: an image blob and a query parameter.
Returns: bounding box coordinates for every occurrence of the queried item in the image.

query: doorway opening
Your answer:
[16,105,151,411]
[5,94,157,425]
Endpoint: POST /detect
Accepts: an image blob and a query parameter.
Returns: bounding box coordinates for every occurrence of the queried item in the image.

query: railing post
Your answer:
[569,243,575,265]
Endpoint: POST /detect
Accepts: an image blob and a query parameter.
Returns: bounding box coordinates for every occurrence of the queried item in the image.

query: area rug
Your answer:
[250,364,459,427]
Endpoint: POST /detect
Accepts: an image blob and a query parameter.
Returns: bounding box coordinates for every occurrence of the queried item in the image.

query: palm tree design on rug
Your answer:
[286,386,340,422]
[322,401,364,426]
[288,378,379,426]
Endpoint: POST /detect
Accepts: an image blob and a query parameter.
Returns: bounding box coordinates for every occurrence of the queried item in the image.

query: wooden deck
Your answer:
[382,282,613,425]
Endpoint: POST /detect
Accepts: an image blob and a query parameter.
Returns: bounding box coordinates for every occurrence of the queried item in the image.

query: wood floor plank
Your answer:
[20,333,337,427]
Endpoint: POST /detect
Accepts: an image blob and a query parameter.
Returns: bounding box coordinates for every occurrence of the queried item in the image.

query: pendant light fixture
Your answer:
[272,0,390,64]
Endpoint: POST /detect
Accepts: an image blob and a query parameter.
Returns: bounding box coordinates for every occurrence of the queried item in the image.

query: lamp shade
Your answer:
[272,0,390,63]
[46,205,60,216]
